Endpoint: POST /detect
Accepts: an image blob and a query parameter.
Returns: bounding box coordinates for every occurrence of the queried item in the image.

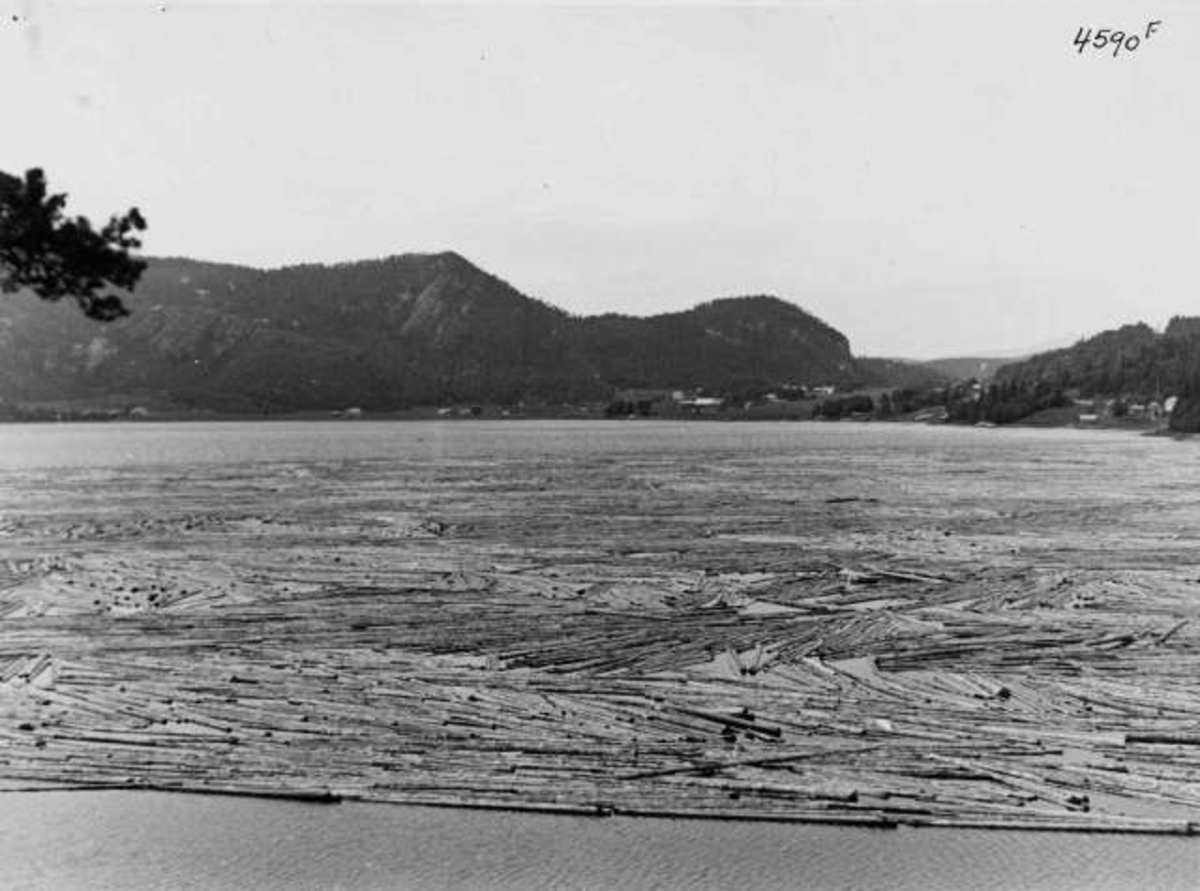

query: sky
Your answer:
[3,1,1197,357]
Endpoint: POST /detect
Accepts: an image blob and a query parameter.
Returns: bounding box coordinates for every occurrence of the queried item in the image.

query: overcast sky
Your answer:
[3,1,1196,357]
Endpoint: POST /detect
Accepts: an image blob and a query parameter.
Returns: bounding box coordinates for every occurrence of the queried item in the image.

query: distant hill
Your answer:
[854,356,1018,391]
[575,296,853,393]
[0,253,577,411]
[919,356,1015,382]
[985,317,1200,429]
[994,319,1200,398]
[851,357,950,391]
[887,335,1083,386]
[0,253,863,413]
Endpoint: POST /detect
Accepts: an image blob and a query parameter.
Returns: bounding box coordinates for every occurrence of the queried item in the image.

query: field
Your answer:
[2,421,1200,833]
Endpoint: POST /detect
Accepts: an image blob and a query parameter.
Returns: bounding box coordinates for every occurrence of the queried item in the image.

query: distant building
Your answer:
[679,396,724,417]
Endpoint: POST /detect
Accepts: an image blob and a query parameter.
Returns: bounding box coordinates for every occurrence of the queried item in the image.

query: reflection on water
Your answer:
[1,791,1197,891]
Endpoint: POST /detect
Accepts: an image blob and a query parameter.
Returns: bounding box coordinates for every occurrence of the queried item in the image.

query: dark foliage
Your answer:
[0,169,147,321]
[1165,316,1200,342]
[996,321,1200,402]
[814,393,874,419]
[853,357,950,392]
[973,318,1200,425]
[950,379,1071,425]
[573,296,854,394]
[891,386,948,414]
[1169,397,1200,433]
[0,253,869,412]
[605,399,656,418]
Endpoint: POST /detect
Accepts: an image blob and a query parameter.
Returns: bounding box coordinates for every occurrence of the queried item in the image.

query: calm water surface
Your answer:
[2,790,1199,891]
[0,418,1166,471]
[1,421,1196,889]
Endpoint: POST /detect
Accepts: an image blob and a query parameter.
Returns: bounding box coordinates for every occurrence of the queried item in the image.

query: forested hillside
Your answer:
[968,318,1200,428]
[0,252,863,413]
[996,323,1186,397]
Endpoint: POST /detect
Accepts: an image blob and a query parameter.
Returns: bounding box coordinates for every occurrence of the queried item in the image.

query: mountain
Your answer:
[575,296,853,392]
[0,253,578,411]
[0,253,859,413]
[855,356,1024,392]
[851,357,950,391]
[918,356,1015,383]
[981,317,1200,429]
[987,333,1084,359]
[994,320,1199,398]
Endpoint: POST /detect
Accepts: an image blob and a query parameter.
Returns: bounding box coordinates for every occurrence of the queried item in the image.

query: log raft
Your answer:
[2,436,1200,833]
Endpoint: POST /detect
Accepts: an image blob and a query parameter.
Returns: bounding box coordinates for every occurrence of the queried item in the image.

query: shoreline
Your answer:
[0,412,1184,434]
[4,785,1198,836]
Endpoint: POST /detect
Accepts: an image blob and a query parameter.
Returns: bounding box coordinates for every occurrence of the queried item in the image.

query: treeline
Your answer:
[573,296,855,393]
[813,393,877,419]
[852,357,951,392]
[996,317,1200,402]
[867,315,1200,428]
[971,315,1200,429]
[0,400,129,422]
[946,380,1071,425]
[1,254,870,413]
[810,379,1071,425]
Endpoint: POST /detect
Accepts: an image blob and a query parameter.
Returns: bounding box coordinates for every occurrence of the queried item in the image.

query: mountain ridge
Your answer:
[941,316,1200,429]
[0,251,866,412]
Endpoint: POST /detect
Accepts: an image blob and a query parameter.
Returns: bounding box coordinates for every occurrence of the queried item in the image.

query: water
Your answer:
[2,790,1198,890]
[0,418,1160,471]
[1,420,1197,889]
